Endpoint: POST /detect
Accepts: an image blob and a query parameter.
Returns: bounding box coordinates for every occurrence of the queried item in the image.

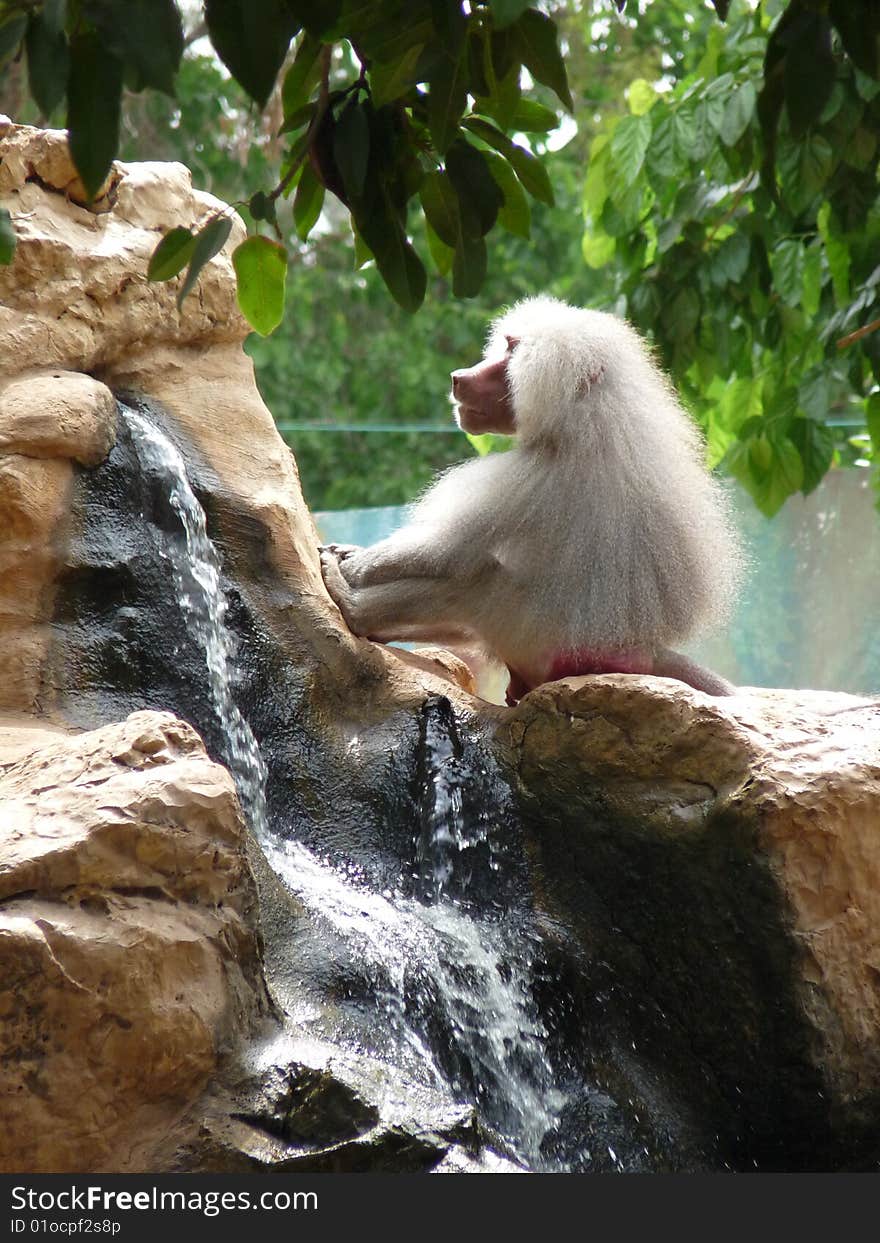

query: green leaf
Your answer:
[290,0,341,40]
[784,12,835,139]
[279,130,311,196]
[830,0,880,78]
[581,228,616,270]
[609,113,651,188]
[512,8,573,112]
[445,140,503,237]
[801,245,822,317]
[626,79,656,117]
[279,102,314,135]
[796,371,831,423]
[293,161,325,241]
[788,416,835,495]
[710,232,750,286]
[488,0,531,28]
[248,191,277,224]
[818,202,851,306]
[0,13,26,70]
[509,98,557,132]
[462,116,553,205]
[282,33,321,117]
[425,219,453,276]
[83,0,183,95]
[147,226,197,281]
[25,13,68,116]
[583,139,609,217]
[205,0,298,108]
[671,108,698,161]
[370,41,424,107]
[466,29,490,96]
[420,170,460,248]
[769,238,803,307]
[358,206,426,312]
[333,101,370,201]
[0,207,15,266]
[845,125,877,171]
[669,286,700,343]
[428,48,468,155]
[453,232,487,298]
[465,432,494,456]
[645,113,677,179]
[798,133,834,196]
[43,0,67,37]
[233,235,288,335]
[867,392,880,451]
[428,0,468,49]
[176,215,234,310]
[466,431,513,455]
[351,220,373,270]
[483,150,530,239]
[66,32,124,201]
[726,432,803,517]
[475,63,521,130]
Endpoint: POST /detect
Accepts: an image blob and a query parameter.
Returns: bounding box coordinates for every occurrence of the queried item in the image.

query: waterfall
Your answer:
[123,401,566,1169]
[125,406,268,834]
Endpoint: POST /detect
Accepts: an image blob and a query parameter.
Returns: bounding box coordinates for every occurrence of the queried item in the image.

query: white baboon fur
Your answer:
[320,295,742,693]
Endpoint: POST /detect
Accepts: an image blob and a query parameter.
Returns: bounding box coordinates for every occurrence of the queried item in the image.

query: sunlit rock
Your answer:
[0,711,269,1174]
[502,675,880,1167]
[0,371,116,465]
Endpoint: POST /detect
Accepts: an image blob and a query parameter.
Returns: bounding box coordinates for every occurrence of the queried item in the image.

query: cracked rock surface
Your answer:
[0,711,269,1174]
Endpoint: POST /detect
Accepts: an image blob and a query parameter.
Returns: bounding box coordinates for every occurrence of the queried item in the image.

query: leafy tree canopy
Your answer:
[584,0,880,514]
[0,0,582,318]
[2,1,880,515]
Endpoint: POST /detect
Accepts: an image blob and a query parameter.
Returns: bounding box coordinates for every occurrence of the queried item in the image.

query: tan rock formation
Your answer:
[0,371,116,465]
[0,710,268,1173]
[0,454,71,714]
[503,676,880,1126]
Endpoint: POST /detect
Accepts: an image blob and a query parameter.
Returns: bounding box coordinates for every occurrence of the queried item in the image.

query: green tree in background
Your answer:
[1,2,880,514]
[583,1,880,515]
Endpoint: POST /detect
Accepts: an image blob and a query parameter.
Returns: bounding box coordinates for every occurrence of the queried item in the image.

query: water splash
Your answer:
[411,702,565,1164]
[123,401,565,1168]
[265,830,564,1165]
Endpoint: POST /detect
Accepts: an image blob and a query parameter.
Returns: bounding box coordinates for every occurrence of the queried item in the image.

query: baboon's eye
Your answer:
[505,335,520,353]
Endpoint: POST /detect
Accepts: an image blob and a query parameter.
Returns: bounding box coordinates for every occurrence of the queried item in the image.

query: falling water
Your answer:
[125,405,268,833]
[123,401,566,1168]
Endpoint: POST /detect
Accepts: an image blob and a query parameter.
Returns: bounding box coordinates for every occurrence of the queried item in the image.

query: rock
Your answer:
[0,126,247,374]
[0,711,269,1174]
[0,371,116,465]
[501,675,880,1165]
[157,1034,501,1174]
[0,454,71,714]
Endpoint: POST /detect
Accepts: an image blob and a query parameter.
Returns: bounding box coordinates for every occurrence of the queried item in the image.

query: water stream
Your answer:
[124,401,566,1169]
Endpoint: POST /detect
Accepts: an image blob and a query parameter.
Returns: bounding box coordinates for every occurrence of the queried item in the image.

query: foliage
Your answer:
[582,0,880,514]
[3,2,880,514]
[246,151,593,510]
[0,0,574,319]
